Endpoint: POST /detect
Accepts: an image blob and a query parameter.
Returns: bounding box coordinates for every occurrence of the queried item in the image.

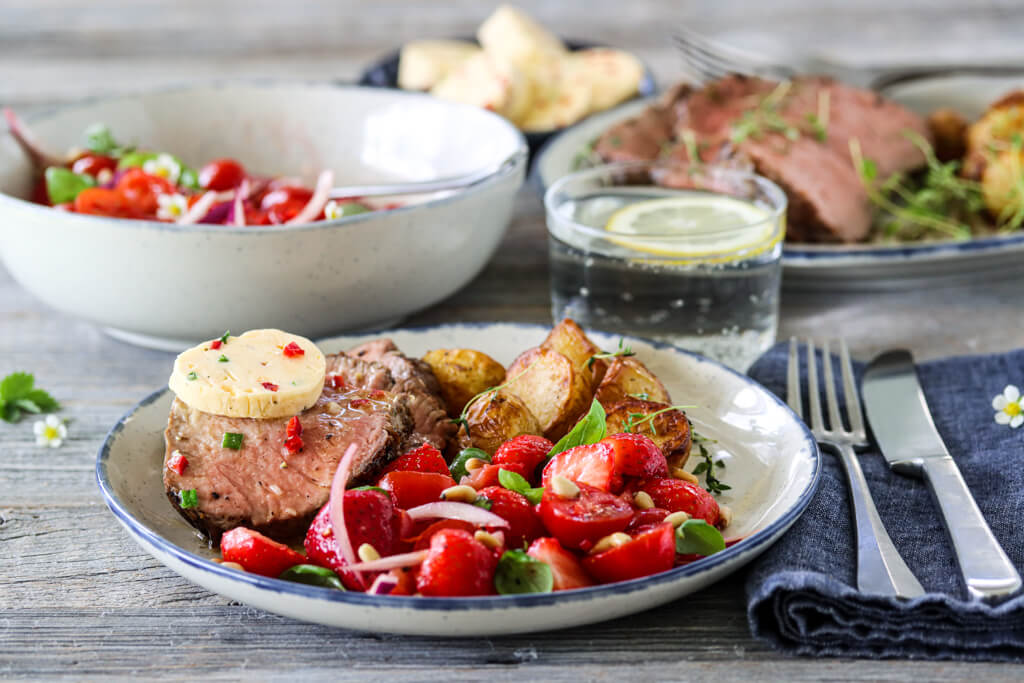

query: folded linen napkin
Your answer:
[745,343,1024,661]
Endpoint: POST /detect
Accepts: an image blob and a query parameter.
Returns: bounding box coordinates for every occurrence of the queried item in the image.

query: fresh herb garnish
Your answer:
[221,432,243,450]
[494,549,554,594]
[586,338,636,368]
[218,331,231,344]
[691,428,730,495]
[497,468,544,505]
[546,399,606,460]
[83,123,132,158]
[0,372,59,423]
[44,167,96,204]
[217,354,229,363]
[186,371,198,381]
[454,360,539,438]
[279,564,345,591]
[179,489,199,509]
[622,404,695,435]
[729,81,800,144]
[472,497,493,511]
[674,519,726,556]
[449,447,490,481]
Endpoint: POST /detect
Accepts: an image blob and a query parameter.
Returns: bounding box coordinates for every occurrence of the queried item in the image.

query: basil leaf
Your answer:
[546,399,606,460]
[24,389,58,412]
[1,401,17,423]
[472,497,493,510]
[14,398,41,414]
[674,519,725,556]
[494,549,553,595]
[117,151,156,170]
[0,372,33,401]
[179,167,200,190]
[45,167,96,204]
[497,468,543,505]
[84,124,119,156]
[450,447,490,481]
[279,564,345,591]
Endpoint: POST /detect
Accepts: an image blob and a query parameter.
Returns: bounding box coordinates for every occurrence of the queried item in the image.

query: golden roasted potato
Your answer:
[980,149,1024,220]
[463,390,542,455]
[593,357,671,409]
[927,107,968,163]
[540,318,606,391]
[503,346,591,441]
[422,348,506,417]
[604,398,692,469]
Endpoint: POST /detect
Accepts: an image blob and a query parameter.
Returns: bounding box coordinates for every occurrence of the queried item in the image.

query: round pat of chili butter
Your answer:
[169,329,326,419]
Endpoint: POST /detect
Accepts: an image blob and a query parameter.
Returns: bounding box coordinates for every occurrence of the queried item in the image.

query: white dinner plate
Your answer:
[532,73,1024,290]
[96,322,819,636]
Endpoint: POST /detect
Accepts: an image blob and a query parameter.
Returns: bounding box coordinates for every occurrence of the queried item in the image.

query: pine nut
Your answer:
[474,530,502,549]
[550,475,580,499]
[326,401,343,415]
[664,511,691,527]
[221,561,245,571]
[633,491,655,509]
[441,484,478,503]
[590,532,632,555]
[464,457,488,473]
[671,467,699,484]
[718,503,733,528]
[357,543,380,562]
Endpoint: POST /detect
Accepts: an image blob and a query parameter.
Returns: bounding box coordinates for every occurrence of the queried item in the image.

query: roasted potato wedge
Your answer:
[593,357,670,409]
[927,107,968,163]
[503,346,591,441]
[422,348,506,417]
[604,398,692,469]
[540,318,607,391]
[463,390,542,455]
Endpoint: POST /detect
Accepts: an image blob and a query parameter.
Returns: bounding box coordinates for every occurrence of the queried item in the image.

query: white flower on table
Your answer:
[142,153,181,184]
[33,414,67,448]
[156,193,189,221]
[992,384,1024,428]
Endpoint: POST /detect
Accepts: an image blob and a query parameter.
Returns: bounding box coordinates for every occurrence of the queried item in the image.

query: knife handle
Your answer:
[921,456,1022,602]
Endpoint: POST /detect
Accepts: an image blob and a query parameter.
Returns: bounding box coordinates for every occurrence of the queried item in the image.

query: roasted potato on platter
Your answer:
[504,346,591,441]
[462,390,542,455]
[540,318,606,391]
[422,348,506,417]
[593,357,671,409]
[397,40,482,91]
[604,397,692,469]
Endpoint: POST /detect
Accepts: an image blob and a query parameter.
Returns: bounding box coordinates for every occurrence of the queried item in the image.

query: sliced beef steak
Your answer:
[164,386,412,542]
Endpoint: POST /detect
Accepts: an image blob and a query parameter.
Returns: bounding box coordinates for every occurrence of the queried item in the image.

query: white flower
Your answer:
[156,193,189,221]
[142,153,182,184]
[992,384,1024,428]
[324,200,344,220]
[33,414,67,448]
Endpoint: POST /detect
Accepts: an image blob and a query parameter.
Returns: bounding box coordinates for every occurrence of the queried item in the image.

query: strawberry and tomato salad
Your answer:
[5,110,374,225]
[218,401,732,597]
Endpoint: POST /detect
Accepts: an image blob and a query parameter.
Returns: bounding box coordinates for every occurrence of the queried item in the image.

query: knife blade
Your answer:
[862,349,1022,602]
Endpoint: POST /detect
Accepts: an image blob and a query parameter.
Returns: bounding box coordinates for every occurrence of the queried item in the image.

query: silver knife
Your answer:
[862,350,1022,603]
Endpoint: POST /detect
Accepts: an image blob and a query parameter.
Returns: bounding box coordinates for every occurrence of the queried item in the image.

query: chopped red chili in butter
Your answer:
[282,342,305,358]
[262,382,279,392]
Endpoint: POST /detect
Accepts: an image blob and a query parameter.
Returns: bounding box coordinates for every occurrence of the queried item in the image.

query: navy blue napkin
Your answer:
[745,342,1024,661]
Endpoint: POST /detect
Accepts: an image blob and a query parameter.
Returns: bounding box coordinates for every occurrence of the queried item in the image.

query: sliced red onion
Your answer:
[231,179,249,226]
[328,442,361,586]
[285,169,333,225]
[101,169,127,189]
[3,108,64,169]
[367,573,400,596]
[198,201,232,225]
[177,191,219,225]
[404,502,510,528]
[346,550,428,573]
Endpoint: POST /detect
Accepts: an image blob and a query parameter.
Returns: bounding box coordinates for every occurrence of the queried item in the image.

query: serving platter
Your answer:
[96,322,819,636]
[532,74,1024,290]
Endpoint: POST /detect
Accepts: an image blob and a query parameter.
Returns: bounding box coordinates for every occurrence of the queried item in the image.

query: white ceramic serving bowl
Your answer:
[0,83,527,350]
[96,323,820,636]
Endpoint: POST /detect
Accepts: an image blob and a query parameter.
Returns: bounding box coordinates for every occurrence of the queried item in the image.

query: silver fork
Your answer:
[788,338,925,598]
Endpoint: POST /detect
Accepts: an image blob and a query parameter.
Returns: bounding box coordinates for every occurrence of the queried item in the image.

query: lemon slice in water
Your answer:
[603,195,780,260]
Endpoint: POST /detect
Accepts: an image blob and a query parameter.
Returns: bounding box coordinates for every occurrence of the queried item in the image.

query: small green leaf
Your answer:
[217,355,229,363]
[24,389,58,412]
[449,447,490,481]
[14,398,41,414]
[218,331,231,344]
[1,372,35,400]
[179,167,200,190]
[117,151,156,170]
[674,519,725,556]
[494,549,553,595]
[45,166,97,204]
[547,400,606,459]
[497,468,543,505]
[860,158,878,182]
[351,485,388,495]
[221,432,243,450]
[279,564,345,591]
[0,401,17,423]
[472,497,493,511]
[186,371,198,381]
[83,124,120,156]
[178,489,199,509]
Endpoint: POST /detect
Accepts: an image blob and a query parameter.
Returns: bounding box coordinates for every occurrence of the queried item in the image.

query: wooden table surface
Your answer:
[3,1,1024,679]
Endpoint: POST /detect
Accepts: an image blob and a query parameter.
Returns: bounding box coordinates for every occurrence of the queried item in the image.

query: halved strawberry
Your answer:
[493,435,554,483]
[378,471,456,509]
[380,443,450,476]
[462,462,530,490]
[603,432,668,482]
[542,442,616,492]
[221,526,305,578]
[642,478,720,526]
[416,528,498,597]
[582,522,676,584]
[304,488,398,589]
[477,486,545,549]
[625,507,670,535]
[526,537,594,591]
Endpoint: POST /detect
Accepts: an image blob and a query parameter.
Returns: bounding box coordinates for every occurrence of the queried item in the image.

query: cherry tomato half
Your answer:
[260,186,312,210]
[199,158,246,191]
[116,168,175,215]
[582,523,676,584]
[71,153,117,179]
[72,187,134,217]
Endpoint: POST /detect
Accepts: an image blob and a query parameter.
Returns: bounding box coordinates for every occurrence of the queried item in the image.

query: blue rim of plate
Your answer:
[529,95,1024,266]
[95,322,820,612]
[0,79,528,235]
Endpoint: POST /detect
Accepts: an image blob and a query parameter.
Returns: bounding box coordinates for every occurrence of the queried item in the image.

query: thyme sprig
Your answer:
[586,339,636,369]
[452,359,540,437]
[691,429,730,495]
[622,404,695,436]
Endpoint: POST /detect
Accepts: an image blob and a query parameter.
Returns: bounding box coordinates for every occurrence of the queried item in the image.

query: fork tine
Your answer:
[822,340,844,432]
[674,36,741,77]
[786,337,802,418]
[839,339,865,436]
[674,40,732,81]
[805,340,825,432]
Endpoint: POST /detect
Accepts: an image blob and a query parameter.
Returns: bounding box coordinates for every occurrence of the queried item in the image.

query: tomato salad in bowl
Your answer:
[5,110,375,226]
